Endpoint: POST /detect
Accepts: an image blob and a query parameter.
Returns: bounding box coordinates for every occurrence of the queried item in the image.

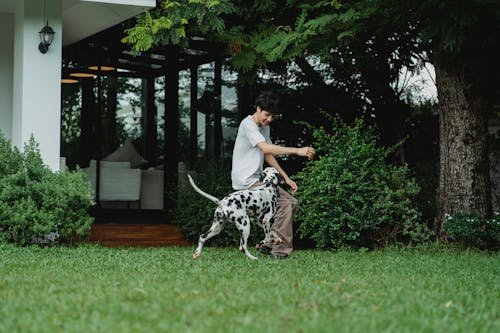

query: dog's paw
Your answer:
[273,237,283,245]
[192,251,200,260]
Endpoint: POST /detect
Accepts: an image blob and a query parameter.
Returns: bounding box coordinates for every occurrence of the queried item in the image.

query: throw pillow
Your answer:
[103,138,148,168]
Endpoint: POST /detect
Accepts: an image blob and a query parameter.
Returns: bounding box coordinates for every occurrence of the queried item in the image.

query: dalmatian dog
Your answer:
[187,167,283,260]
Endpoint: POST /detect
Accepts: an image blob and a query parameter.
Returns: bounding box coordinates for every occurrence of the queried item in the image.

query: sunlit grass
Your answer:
[0,244,498,332]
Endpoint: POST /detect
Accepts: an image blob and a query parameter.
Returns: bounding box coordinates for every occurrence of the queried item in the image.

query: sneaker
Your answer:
[258,244,273,255]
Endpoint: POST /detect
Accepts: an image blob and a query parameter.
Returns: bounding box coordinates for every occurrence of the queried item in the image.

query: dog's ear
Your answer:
[277,173,285,185]
[259,172,265,182]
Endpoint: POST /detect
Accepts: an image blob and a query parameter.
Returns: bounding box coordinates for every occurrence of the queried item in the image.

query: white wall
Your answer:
[0,12,14,139]
[4,0,154,170]
[12,0,62,170]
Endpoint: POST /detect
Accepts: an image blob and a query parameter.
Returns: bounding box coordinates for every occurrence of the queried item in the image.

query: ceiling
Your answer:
[62,0,155,46]
[0,0,155,46]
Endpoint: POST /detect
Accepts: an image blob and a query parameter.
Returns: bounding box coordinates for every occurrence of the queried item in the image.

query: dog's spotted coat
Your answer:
[187,167,283,259]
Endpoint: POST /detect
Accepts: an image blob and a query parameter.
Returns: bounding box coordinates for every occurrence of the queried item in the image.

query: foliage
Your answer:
[406,0,500,72]
[173,159,264,246]
[60,83,83,167]
[0,133,94,246]
[120,0,498,240]
[0,132,22,177]
[122,0,234,51]
[294,115,432,249]
[61,75,134,167]
[444,212,500,250]
[60,83,82,146]
[401,100,439,230]
[1,244,499,332]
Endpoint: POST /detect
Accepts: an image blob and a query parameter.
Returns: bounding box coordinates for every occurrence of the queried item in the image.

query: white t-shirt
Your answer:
[231,115,272,190]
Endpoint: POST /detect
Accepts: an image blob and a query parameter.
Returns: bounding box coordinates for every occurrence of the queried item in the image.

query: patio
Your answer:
[61,17,235,223]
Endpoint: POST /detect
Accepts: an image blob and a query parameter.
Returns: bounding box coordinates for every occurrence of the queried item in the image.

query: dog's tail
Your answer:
[187,174,220,204]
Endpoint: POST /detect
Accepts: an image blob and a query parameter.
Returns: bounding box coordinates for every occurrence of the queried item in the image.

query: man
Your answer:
[231,91,316,259]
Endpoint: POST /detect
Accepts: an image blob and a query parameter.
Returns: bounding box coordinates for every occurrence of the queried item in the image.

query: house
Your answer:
[1,0,233,211]
[0,0,155,171]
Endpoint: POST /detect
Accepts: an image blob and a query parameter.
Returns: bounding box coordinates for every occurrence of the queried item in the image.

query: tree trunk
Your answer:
[435,63,492,234]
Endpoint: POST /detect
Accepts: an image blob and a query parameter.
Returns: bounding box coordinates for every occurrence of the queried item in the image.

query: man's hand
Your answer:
[297,146,316,160]
[286,178,298,194]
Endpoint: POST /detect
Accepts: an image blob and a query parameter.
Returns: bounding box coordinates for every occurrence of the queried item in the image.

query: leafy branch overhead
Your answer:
[122,0,347,71]
[122,0,234,51]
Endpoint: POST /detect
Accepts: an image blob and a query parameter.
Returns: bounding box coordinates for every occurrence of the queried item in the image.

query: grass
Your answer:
[0,244,499,333]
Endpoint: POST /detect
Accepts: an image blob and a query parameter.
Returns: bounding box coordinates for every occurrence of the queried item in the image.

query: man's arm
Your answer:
[264,153,298,193]
[256,142,315,159]
[259,142,316,194]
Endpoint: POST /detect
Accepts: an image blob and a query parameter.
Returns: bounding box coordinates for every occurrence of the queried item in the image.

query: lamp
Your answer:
[69,72,96,78]
[88,65,116,71]
[61,78,78,84]
[38,21,55,54]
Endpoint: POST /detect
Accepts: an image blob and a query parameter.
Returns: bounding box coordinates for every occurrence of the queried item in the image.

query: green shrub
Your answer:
[294,116,432,249]
[487,213,500,245]
[174,159,264,247]
[0,133,94,246]
[444,212,500,249]
[0,133,23,176]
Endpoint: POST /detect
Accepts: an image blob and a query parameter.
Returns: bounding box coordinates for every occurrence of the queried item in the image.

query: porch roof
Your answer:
[0,0,155,46]
[63,20,224,79]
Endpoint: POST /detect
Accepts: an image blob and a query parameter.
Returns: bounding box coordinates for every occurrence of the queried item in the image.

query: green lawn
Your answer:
[0,244,498,333]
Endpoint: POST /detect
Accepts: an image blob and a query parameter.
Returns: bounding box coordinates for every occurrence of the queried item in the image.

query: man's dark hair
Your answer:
[255,91,279,114]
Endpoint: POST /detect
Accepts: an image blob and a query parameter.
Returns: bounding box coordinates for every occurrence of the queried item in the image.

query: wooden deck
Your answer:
[89,224,192,247]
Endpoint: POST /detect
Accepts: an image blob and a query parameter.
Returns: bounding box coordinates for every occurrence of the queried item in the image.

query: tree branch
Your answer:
[294,57,330,90]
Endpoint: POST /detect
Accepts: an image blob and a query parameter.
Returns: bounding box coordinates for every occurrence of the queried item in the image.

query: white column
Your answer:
[0,13,15,139]
[12,0,62,171]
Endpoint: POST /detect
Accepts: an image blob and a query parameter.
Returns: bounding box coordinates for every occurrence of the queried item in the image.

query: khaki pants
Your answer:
[250,182,298,256]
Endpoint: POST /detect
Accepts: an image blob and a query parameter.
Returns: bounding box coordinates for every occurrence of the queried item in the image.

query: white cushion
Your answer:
[84,166,141,201]
[103,138,148,168]
[89,160,131,169]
